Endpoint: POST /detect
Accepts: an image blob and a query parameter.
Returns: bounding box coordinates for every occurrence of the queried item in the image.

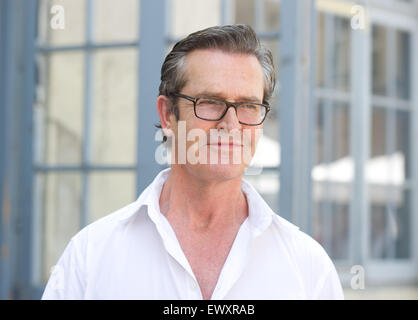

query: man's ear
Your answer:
[156,95,174,137]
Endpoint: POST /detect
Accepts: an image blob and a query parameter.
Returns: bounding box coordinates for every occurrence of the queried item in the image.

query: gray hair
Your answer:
[156,24,276,137]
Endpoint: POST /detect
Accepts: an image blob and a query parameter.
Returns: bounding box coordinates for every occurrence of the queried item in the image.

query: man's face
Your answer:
[169,49,265,182]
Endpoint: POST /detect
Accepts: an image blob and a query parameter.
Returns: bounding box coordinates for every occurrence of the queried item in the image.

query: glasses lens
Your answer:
[195,98,226,120]
[237,104,266,125]
[195,98,267,125]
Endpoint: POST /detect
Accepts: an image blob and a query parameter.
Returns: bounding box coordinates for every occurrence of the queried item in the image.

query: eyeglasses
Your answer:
[173,93,270,126]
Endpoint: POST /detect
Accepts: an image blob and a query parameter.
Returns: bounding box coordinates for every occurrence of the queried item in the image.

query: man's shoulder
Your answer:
[269,215,341,296]
[270,215,334,267]
[71,200,144,245]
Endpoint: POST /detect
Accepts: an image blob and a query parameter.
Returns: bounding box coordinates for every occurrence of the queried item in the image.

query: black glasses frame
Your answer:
[172,93,270,126]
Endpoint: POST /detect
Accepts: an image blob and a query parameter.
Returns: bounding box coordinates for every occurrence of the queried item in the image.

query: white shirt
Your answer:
[42,168,344,300]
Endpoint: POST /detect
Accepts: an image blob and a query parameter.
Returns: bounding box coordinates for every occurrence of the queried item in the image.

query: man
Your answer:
[42,25,344,300]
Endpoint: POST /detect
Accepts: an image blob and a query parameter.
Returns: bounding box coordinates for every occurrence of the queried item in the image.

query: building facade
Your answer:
[1,0,417,299]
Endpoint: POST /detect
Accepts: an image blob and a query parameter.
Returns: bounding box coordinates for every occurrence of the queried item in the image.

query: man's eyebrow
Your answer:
[196,91,262,103]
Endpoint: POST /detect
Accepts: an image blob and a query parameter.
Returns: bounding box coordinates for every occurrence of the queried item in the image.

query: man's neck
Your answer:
[159,166,249,233]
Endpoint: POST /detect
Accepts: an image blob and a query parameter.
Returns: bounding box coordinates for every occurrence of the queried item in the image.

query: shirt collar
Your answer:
[119,168,299,234]
[118,167,171,224]
[240,177,299,235]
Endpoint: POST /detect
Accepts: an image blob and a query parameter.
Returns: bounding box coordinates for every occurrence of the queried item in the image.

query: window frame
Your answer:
[365,3,418,284]
[315,0,418,285]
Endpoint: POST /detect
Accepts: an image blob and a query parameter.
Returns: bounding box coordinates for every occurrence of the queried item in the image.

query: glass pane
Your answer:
[92,49,137,165]
[332,103,350,161]
[34,52,84,165]
[368,108,410,186]
[368,108,390,184]
[243,171,279,212]
[314,100,325,165]
[395,30,411,100]
[370,108,386,158]
[234,0,255,27]
[370,187,411,259]
[170,0,221,38]
[312,101,351,261]
[37,0,86,46]
[89,171,136,223]
[242,0,280,32]
[313,102,352,182]
[395,188,411,258]
[262,0,280,32]
[313,182,350,260]
[316,12,325,87]
[34,173,82,284]
[332,17,350,91]
[395,110,411,183]
[316,14,350,91]
[93,0,139,42]
[372,25,388,96]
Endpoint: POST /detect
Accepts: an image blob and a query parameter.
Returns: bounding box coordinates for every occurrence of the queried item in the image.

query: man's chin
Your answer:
[186,162,247,181]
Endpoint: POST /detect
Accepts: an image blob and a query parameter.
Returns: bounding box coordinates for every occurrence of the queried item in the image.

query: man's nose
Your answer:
[216,106,241,131]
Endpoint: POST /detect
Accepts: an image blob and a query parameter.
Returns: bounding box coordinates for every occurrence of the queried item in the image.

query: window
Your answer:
[369,25,412,260]
[313,12,352,261]
[33,0,139,286]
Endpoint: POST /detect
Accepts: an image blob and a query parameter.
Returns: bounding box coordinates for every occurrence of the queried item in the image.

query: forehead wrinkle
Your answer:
[194,91,262,103]
[182,49,264,100]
